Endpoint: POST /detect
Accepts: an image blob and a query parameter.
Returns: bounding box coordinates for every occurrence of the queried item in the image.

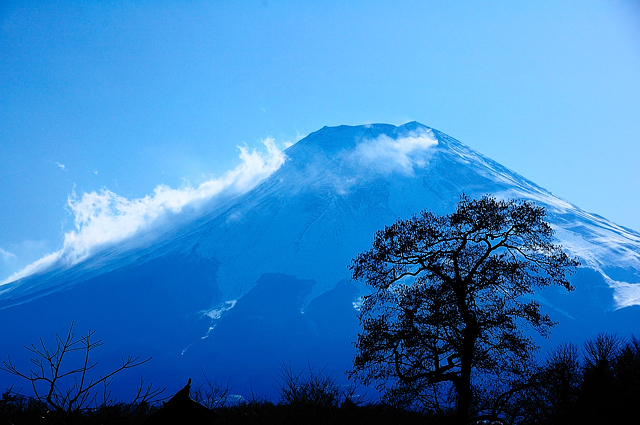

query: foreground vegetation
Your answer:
[2,196,637,424]
[2,333,640,424]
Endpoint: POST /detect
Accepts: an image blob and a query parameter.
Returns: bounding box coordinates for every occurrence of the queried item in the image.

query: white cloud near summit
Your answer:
[2,139,286,284]
[351,130,438,175]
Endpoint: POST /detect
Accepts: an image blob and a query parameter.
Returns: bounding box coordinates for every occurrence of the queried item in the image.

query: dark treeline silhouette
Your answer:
[518,333,640,425]
[2,333,640,424]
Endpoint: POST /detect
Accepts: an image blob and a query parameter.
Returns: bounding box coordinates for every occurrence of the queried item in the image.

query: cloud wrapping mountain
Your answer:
[2,139,285,284]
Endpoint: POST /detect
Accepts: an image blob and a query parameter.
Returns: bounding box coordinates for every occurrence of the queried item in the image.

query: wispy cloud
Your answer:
[56,162,67,171]
[0,248,16,261]
[2,139,286,284]
[350,130,438,176]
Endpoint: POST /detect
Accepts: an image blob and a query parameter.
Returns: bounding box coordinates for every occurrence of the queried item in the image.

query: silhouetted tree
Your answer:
[349,195,579,424]
[191,373,232,410]
[523,342,582,424]
[1,322,163,424]
[576,333,621,424]
[518,333,640,424]
[609,335,640,422]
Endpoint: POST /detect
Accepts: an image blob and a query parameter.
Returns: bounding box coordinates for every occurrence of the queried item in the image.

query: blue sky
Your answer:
[1,0,639,281]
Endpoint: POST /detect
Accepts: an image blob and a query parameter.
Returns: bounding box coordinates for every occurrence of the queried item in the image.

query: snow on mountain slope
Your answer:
[172,122,640,306]
[0,122,638,398]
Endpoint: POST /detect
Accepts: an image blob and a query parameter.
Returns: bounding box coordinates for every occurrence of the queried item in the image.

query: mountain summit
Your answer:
[1,122,639,397]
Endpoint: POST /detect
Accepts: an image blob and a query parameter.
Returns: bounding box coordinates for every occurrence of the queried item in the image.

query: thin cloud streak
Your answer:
[0,248,16,261]
[2,139,286,285]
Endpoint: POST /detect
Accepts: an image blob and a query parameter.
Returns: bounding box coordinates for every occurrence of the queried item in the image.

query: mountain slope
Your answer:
[1,122,638,397]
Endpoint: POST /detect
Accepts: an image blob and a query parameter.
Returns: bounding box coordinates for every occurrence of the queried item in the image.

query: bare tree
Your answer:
[191,371,233,410]
[277,362,361,408]
[1,322,164,421]
[583,333,622,370]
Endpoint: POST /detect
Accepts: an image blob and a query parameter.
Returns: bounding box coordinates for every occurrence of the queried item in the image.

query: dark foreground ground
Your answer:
[0,399,433,425]
[3,332,640,424]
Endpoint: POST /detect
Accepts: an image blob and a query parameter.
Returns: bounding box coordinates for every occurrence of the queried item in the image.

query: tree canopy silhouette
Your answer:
[349,195,579,424]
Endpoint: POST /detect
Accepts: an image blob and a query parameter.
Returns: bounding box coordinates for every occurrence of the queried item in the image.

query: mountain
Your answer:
[1,122,639,398]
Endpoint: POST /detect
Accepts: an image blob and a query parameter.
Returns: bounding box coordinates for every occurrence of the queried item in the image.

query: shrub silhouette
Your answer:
[277,363,358,408]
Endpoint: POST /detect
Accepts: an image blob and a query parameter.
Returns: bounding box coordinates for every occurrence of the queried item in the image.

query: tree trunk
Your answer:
[457,354,472,425]
[457,320,479,425]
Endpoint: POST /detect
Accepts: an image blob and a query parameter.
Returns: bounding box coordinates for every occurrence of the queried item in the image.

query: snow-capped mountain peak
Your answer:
[1,122,638,399]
